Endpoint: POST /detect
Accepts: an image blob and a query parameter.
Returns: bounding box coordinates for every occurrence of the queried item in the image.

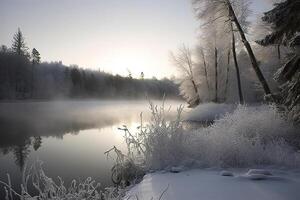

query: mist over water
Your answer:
[0,100,184,196]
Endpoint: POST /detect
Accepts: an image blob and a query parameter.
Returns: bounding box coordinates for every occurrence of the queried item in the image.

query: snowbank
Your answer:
[125,169,300,200]
[184,103,236,123]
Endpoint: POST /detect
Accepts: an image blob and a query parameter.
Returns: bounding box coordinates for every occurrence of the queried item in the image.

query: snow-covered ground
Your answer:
[125,169,300,200]
[124,103,300,200]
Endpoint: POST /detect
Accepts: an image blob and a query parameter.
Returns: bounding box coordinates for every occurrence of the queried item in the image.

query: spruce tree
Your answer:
[32,48,41,65]
[11,28,29,58]
[257,0,300,123]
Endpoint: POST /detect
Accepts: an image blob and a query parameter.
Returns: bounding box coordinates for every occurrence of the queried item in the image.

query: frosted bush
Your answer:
[187,105,300,167]
[116,101,187,170]
[122,103,300,169]
[0,161,127,200]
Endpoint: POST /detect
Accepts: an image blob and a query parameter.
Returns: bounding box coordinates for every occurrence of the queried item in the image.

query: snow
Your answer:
[125,169,300,200]
[246,169,273,176]
[239,169,276,180]
[184,103,236,123]
[124,103,300,200]
[241,173,270,180]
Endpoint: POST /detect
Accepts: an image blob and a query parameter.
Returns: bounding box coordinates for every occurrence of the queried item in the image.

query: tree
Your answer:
[193,0,272,98]
[0,45,8,53]
[33,136,42,151]
[11,28,29,58]
[32,48,41,65]
[127,69,133,79]
[140,72,144,80]
[214,46,219,102]
[170,44,201,106]
[257,0,300,123]
[198,47,210,94]
[230,21,244,104]
[70,66,82,95]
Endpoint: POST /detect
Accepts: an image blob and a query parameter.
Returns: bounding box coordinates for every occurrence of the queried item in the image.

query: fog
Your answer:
[0,100,184,148]
[0,100,184,196]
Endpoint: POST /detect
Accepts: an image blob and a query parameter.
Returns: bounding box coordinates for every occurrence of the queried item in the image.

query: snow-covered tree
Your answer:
[31,48,41,65]
[170,45,201,107]
[193,0,273,98]
[257,0,300,123]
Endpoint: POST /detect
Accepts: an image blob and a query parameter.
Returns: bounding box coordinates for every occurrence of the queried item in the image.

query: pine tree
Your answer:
[11,28,29,58]
[32,48,41,65]
[257,0,300,123]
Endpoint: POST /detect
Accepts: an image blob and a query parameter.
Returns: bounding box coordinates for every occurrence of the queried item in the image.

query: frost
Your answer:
[0,161,127,200]
[116,102,300,171]
[187,104,300,167]
[118,102,300,170]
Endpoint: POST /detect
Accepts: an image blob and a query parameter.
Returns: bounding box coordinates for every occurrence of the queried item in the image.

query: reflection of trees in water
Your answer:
[0,118,99,170]
[13,139,31,171]
[0,137,33,171]
[33,136,42,151]
[0,101,170,170]
[0,136,47,171]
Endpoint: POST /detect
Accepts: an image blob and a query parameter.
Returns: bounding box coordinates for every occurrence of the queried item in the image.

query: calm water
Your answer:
[0,100,184,197]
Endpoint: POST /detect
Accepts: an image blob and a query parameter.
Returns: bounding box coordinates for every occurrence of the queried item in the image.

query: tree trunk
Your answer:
[200,49,210,97]
[227,1,272,97]
[277,44,281,60]
[214,47,218,102]
[191,79,200,105]
[224,49,230,102]
[231,22,244,104]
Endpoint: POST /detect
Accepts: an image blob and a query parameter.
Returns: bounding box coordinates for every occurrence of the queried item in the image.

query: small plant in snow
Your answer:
[0,160,127,200]
[115,102,300,170]
[114,100,186,170]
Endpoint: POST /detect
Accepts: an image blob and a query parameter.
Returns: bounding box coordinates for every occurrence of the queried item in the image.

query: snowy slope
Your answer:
[125,169,300,200]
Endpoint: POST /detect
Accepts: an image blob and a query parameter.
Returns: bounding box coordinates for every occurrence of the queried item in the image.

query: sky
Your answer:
[0,0,272,79]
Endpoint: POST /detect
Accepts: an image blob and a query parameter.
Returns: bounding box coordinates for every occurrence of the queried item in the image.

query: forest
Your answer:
[172,0,300,123]
[0,30,179,100]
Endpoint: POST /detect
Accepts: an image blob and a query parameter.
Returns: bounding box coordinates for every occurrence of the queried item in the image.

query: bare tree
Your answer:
[224,49,231,101]
[230,21,244,104]
[193,0,273,98]
[170,44,201,106]
[214,46,219,102]
[198,47,210,96]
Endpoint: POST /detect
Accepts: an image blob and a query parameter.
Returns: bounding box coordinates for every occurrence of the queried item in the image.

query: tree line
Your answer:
[171,0,299,123]
[0,28,179,100]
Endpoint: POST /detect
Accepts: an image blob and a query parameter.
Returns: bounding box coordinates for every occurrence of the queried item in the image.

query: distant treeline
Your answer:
[0,29,179,100]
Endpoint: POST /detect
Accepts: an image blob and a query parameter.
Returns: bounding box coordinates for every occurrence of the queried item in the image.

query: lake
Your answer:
[0,100,184,197]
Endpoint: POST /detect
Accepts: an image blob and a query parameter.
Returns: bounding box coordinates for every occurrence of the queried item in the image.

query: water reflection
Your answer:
[0,100,183,173]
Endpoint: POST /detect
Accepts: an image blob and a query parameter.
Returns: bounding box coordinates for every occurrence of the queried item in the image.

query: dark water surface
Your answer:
[0,100,183,197]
